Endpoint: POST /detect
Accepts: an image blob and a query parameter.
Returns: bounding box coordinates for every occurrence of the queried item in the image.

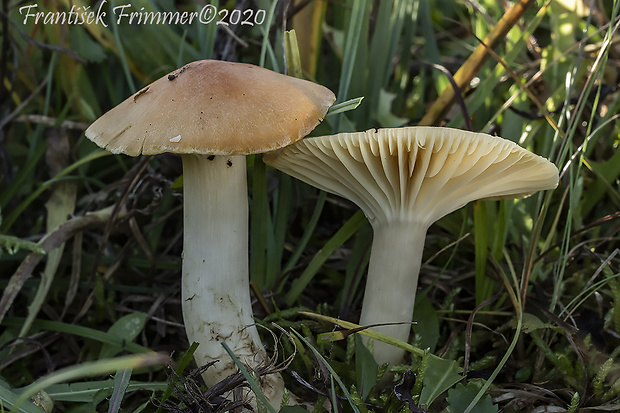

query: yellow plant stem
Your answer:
[418,0,537,126]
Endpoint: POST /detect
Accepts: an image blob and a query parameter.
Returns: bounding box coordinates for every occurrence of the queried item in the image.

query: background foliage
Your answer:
[2,0,620,411]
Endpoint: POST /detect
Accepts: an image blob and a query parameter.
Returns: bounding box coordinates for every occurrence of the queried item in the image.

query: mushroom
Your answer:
[264,126,559,367]
[85,60,335,405]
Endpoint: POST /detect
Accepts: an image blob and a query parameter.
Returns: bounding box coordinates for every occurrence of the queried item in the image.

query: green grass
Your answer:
[2,0,620,411]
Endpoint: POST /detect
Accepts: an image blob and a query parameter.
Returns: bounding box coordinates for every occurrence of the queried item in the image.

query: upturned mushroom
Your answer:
[264,126,559,367]
[85,60,335,405]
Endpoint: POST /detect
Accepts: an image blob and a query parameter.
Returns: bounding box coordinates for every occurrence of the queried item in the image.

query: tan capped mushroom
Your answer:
[264,126,559,367]
[86,59,335,406]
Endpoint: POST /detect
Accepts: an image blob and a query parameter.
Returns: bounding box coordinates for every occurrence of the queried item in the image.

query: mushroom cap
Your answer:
[264,127,559,226]
[85,60,335,156]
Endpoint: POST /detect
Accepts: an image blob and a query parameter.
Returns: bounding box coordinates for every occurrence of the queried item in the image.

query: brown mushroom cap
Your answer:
[85,60,335,156]
[264,127,559,226]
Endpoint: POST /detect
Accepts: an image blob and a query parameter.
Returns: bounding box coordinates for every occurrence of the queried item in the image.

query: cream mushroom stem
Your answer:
[180,154,284,405]
[358,220,427,367]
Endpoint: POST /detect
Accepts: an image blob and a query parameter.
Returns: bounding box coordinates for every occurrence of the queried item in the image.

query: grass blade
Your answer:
[107,369,132,413]
[154,343,198,413]
[281,191,327,276]
[332,0,368,132]
[284,210,366,305]
[250,155,269,287]
[13,354,169,412]
[290,329,361,413]
[0,386,46,413]
[326,97,364,117]
[300,311,424,358]
[220,342,277,413]
[1,317,152,354]
[284,30,302,78]
[1,150,109,233]
[45,380,168,403]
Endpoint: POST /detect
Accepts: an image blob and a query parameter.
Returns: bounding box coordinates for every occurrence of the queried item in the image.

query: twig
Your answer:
[0,206,124,325]
[418,0,537,126]
[0,7,86,64]
[12,114,90,130]
[424,61,473,131]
